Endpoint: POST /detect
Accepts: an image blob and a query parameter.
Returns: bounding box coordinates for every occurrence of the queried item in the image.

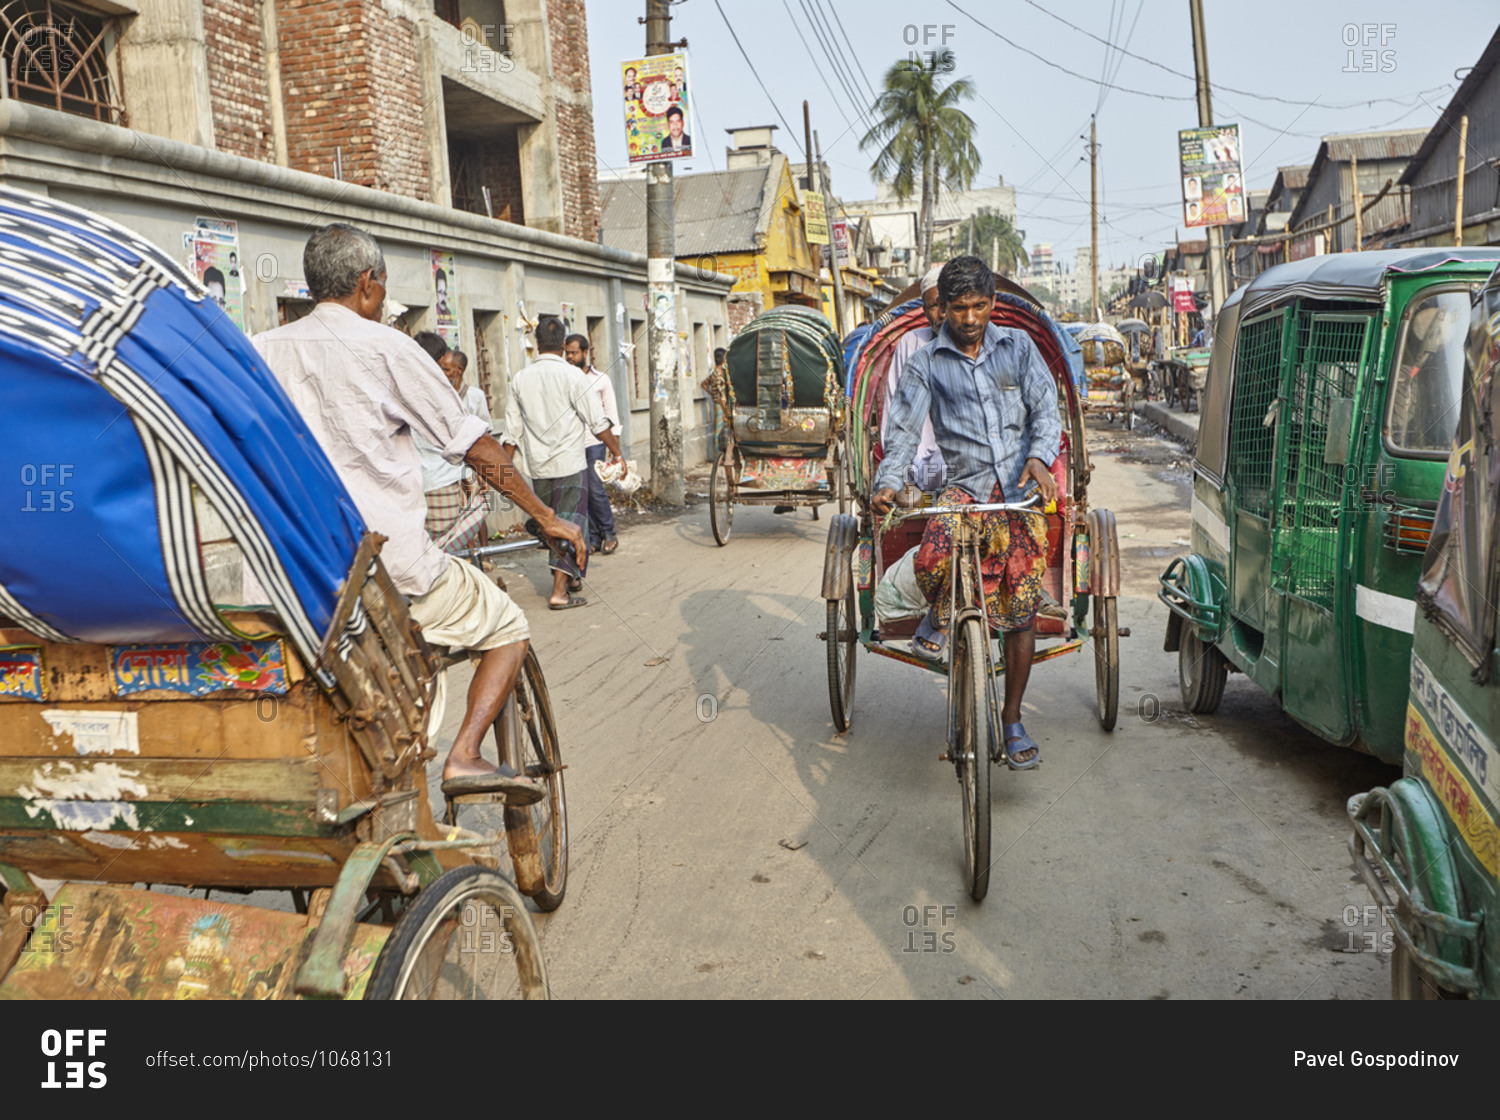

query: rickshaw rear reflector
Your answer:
[1383,510,1435,554]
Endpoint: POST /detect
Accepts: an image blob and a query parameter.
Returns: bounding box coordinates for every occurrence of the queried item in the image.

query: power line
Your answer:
[712,0,806,161]
[781,0,857,134]
[800,0,876,136]
[824,0,880,104]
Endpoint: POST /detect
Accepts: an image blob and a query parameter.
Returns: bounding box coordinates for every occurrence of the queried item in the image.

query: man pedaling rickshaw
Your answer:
[870,255,1062,769]
[254,223,586,805]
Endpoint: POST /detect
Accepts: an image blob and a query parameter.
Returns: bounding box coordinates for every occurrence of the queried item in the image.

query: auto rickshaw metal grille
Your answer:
[1227,311,1287,519]
[1275,314,1371,609]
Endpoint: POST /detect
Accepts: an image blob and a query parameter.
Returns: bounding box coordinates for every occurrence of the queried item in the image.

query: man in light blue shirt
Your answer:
[872,256,1061,768]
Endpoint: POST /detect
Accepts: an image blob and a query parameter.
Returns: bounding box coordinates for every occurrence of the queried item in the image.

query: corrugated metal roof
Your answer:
[598,164,774,257]
[1399,24,1500,183]
[1322,128,1428,162]
[1278,164,1311,189]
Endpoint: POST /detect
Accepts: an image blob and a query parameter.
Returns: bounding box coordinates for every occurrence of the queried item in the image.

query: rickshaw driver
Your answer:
[254,223,588,805]
[871,255,1062,768]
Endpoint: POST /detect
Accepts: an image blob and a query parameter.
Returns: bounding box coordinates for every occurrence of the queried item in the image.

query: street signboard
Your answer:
[622,53,692,163]
[802,191,829,244]
[1171,275,1197,313]
[1178,124,1245,229]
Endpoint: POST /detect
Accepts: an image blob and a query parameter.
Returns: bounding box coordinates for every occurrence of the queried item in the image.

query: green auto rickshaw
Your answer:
[1348,261,1500,999]
[1159,248,1500,761]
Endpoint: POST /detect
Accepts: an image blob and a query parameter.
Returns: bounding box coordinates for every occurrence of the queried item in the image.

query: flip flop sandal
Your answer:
[441,764,546,805]
[1002,722,1042,770]
[910,612,947,661]
[566,577,583,592]
[549,595,588,610]
[601,538,619,554]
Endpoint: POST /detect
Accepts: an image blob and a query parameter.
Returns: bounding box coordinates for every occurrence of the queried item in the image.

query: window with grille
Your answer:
[1274,312,1371,609]
[1227,310,1287,519]
[0,0,124,125]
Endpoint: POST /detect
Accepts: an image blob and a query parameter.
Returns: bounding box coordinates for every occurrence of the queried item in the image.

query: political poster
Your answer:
[193,237,245,331]
[622,53,692,163]
[802,191,829,244]
[1178,124,1244,229]
[431,248,459,347]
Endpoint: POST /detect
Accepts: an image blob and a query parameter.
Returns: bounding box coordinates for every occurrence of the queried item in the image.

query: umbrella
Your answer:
[1129,291,1168,310]
[1116,318,1151,333]
[1076,322,1126,346]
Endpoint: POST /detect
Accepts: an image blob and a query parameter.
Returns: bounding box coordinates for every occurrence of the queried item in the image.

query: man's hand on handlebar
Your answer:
[1023,458,1058,510]
[871,487,897,517]
[535,510,589,570]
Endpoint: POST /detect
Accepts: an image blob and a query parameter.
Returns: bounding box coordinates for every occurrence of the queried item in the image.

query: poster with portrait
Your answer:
[193,237,245,331]
[430,248,459,347]
[1179,124,1244,229]
[622,52,692,163]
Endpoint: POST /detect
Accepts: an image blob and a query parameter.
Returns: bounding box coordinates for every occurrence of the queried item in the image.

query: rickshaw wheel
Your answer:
[1390,941,1465,1000]
[1179,627,1228,714]
[1093,596,1120,731]
[365,866,549,1000]
[826,580,858,731]
[710,452,733,546]
[951,617,991,902]
[502,648,567,911]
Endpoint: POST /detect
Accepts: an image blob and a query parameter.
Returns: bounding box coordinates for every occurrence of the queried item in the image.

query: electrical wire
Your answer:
[824,0,880,104]
[799,0,876,136]
[712,0,806,161]
[782,0,857,134]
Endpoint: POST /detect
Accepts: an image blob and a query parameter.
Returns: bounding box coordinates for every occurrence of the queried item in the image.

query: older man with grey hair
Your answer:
[253,222,584,803]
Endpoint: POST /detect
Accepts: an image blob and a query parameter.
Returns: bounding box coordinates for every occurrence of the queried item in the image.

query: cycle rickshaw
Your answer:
[0,189,561,1000]
[820,286,1125,901]
[708,306,847,544]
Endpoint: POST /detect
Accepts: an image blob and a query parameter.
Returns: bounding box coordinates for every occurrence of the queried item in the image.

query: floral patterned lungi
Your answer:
[913,483,1049,631]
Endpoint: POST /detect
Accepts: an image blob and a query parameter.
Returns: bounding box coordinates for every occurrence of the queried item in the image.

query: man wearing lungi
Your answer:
[255,223,580,803]
[412,331,491,556]
[504,317,623,610]
[871,256,1061,769]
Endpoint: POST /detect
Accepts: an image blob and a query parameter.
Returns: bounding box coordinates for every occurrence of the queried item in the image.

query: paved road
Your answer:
[430,423,1399,999]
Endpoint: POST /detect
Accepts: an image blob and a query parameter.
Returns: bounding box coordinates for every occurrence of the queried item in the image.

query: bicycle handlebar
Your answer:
[888,493,1043,522]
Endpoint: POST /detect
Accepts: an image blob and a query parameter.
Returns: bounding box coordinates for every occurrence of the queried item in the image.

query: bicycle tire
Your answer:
[1094,596,1120,731]
[951,616,991,902]
[365,865,548,1000]
[710,452,733,546]
[826,582,857,731]
[502,648,568,911]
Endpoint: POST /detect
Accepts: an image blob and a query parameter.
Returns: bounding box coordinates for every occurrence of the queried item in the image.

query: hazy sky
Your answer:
[585,0,1495,269]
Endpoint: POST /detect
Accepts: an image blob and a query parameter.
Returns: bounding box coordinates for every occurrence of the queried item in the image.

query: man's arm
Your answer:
[871,351,934,515]
[465,434,588,568]
[502,387,523,458]
[1017,337,1063,507]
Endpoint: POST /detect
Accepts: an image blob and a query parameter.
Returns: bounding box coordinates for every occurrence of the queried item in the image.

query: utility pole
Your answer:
[814,128,848,338]
[1189,0,1227,320]
[1088,115,1100,320]
[1351,153,1363,251]
[1455,114,1469,246]
[644,0,684,505]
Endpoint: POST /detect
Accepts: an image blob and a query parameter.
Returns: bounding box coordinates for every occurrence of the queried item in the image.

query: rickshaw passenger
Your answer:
[880,265,947,490]
[871,255,1062,768]
[254,223,587,805]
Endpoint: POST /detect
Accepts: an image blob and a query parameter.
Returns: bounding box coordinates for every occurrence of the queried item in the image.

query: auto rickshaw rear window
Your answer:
[1385,288,1471,456]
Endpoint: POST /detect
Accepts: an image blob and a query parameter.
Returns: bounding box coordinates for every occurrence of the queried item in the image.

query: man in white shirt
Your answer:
[253,223,582,803]
[881,265,947,491]
[504,318,623,609]
[564,333,622,556]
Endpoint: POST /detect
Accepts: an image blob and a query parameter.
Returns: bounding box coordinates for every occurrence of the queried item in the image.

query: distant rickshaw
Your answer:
[1077,322,1133,430]
[1159,249,1500,763]
[1348,261,1500,999]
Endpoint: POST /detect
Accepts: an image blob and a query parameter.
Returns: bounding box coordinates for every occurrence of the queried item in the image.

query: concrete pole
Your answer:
[1089,115,1100,321]
[1188,0,1227,318]
[646,0,684,504]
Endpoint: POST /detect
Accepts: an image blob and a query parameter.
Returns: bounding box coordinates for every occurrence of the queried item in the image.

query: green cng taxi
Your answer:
[1349,261,1500,999]
[1159,249,1500,762]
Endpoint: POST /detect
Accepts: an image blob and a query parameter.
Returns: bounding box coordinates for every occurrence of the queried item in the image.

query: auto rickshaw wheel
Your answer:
[1178,626,1228,714]
[826,579,858,732]
[951,616,992,903]
[365,866,549,1000]
[1093,596,1120,731]
[709,451,733,546]
[1390,940,1466,1000]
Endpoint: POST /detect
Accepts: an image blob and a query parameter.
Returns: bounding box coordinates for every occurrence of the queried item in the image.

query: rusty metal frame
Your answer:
[0,0,125,125]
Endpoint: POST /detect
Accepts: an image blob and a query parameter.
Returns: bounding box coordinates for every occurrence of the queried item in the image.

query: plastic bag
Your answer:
[874,547,927,623]
[595,457,644,497]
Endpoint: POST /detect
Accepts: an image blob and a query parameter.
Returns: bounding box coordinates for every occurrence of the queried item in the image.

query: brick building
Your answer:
[0,0,730,469]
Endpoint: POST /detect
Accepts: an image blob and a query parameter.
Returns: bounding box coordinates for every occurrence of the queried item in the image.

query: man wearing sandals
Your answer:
[255,223,575,805]
[871,256,1061,769]
[504,317,624,609]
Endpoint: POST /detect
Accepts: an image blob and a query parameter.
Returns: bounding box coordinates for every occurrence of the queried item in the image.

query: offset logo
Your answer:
[40,1029,106,1088]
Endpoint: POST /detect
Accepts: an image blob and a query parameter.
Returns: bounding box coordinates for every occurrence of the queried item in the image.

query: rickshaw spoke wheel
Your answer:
[502,649,567,911]
[950,616,992,902]
[1093,596,1120,731]
[710,452,733,546]
[1178,626,1228,714]
[826,581,858,732]
[365,866,548,1000]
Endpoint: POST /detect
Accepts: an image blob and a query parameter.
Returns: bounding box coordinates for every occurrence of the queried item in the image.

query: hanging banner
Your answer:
[1171,276,1197,314]
[622,53,692,162]
[802,191,829,244]
[1178,123,1244,229]
[430,248,459,347]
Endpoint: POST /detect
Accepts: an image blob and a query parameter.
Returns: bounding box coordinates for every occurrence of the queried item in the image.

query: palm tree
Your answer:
[860,58,982,274]
[934,208,1027,275]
